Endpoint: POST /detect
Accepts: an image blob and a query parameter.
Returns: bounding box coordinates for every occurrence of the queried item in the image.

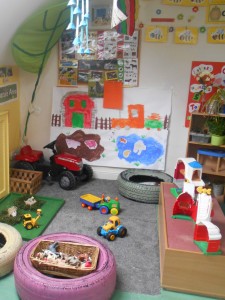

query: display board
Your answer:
[58,29,140,88]
[50,87,171,170]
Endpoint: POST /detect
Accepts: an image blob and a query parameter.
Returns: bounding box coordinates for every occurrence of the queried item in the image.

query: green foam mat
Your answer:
[0,193,64,240]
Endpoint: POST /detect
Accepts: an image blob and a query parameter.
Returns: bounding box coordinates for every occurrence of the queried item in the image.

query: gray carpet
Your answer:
[36,178,160,295]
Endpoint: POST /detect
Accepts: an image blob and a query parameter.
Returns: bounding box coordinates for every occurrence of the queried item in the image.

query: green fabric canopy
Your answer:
[11,1,69,73]
[11,1,71,139]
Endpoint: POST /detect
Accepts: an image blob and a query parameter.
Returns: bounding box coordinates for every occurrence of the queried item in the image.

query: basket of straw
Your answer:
[30,240,99,278]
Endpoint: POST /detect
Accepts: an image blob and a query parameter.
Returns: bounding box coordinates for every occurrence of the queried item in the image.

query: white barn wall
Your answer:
[1,0,224,179]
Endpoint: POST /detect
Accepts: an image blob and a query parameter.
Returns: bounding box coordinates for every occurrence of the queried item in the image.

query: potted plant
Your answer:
[206,116,225,145]
[205,88,225,114]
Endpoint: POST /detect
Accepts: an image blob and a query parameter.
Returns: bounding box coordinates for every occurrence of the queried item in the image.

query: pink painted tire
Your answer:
[14,233,116,300]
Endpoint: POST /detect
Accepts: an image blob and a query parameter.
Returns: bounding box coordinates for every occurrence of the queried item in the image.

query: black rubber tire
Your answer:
[59,171,76,190]
[97,227,102,236]
[14,161,35,170]
[118,227,127,238]
[117,169,173,204]
[82,164,93,181]
[106,233,116,241]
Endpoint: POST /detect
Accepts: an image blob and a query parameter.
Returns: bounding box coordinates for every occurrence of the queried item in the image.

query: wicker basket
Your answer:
[10,168,42,194]
[30,240,99,278]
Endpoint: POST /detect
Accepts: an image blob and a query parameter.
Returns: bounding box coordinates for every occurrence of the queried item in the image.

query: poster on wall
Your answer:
[58,29,140,88]
[207,27,225,43]
[0,66,18,105]
[174,27,198,45]
[207,3,225,24]
[185,61,225,127]
[50,87,171,170]
[162,0,208,6]
[145,26,168,43]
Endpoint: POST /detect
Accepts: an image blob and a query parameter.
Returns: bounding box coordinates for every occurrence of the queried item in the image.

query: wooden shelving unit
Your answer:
[186,112,225,202]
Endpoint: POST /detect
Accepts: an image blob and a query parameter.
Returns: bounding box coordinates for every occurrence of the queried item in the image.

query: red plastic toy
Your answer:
[14,141,93,190]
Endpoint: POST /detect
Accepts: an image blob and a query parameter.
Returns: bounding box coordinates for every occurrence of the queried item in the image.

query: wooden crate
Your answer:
[30,240,99,278]
[10,168,42,194]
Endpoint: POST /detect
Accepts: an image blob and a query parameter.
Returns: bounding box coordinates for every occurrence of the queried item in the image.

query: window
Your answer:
[81,100,86,108]
[69,100,74,107]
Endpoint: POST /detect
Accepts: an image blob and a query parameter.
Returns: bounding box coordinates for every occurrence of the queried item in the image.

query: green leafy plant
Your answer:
[206,116,225,136]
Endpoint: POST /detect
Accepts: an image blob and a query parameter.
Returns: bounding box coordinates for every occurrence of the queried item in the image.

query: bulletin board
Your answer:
[58,29,140,89]
[50,87,171,170]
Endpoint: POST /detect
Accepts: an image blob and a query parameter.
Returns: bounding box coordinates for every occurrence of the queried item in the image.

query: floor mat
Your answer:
[1,273,217,300]
[0,193,64,240]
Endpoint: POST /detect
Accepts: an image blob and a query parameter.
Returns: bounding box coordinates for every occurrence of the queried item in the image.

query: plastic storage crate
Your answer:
[190,132,211,143]
[10,168,42,194]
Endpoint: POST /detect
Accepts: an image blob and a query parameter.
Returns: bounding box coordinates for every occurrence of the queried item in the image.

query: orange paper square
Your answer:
[103,81,123,109]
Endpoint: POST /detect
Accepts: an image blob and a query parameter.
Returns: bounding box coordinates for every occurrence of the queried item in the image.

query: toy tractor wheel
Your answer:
[110,208,119,216]
[99,206,109,215]
[59,171,76,190]
[82,164,93,181]
[106,233,116,241]
[81,203,87,208]
[118,227,127,238]
[97,227,102,236]
[14,161,34,170]
[88,206,93,211]
[25,223,33,230]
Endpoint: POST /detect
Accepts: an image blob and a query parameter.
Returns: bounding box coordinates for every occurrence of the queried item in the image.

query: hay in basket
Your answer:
[30,240,99,278]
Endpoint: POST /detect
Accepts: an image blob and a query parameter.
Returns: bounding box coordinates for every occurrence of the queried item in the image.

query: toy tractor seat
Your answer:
[19,145,43,161]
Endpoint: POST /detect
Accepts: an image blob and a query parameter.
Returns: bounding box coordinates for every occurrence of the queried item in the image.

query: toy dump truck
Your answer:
[80,194,120,215]
[97,216,127,241]
[23,209,42,230]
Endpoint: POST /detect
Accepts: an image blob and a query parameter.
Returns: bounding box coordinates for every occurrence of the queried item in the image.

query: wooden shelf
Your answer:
[158,183,225,299]
[186,113,225,199]
[188,141,225,148]
[202,166,225,177]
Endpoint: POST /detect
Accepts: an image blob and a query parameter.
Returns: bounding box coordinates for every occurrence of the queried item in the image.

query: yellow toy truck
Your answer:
[23,209,42,230]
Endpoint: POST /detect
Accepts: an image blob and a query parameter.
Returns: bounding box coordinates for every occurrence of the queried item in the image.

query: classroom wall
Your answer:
[1,0,224,179]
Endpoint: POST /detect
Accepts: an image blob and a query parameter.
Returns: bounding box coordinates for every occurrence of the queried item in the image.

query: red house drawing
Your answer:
[63,93,94,128]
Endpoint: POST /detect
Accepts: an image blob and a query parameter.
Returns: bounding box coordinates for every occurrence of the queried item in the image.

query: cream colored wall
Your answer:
[1,0,224,179]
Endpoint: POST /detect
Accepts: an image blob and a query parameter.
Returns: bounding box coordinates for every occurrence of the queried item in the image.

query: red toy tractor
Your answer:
[14,140,93,190]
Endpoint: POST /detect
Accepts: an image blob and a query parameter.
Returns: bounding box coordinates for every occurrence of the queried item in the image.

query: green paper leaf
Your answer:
[11,1,69,73]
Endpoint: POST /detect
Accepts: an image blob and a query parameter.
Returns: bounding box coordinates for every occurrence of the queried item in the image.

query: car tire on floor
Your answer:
[117,169,173,204]
[0,223,23,277]
[14,232,116,300]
